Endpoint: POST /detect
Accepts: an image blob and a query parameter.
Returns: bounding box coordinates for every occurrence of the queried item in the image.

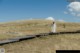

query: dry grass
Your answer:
[0,20,53,40]
[0,20,80,53]
[0,19,80,40]
[0,34,80,53]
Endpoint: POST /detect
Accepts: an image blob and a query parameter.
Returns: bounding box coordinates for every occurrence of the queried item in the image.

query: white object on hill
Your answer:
[51,22,56,33]
[46,17,56,33]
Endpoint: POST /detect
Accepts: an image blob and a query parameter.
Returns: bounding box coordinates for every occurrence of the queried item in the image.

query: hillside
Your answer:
[0,20,80,53]
[0,19,80,40]
[0,34,80,53]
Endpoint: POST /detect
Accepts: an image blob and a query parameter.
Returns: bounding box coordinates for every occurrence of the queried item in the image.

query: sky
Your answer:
[0,0,80,22]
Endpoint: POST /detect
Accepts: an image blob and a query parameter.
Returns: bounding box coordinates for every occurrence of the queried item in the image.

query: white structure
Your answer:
[51,22,56,33]
[46,17,56,33]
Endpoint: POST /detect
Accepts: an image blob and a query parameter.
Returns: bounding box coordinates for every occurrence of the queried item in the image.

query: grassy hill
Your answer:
[0,19,80,53]
[0,19,80,40]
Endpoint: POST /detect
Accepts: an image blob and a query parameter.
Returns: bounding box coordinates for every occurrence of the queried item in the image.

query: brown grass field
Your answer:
[1,34,80,53]
[0,19,80,53]
[0,19,80,40]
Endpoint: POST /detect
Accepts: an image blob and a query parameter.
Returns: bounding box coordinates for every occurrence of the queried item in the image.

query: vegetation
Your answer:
[0,19,80,53]
[0,19,80,40]
[0,34,80,53]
